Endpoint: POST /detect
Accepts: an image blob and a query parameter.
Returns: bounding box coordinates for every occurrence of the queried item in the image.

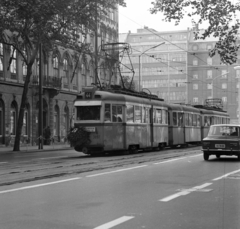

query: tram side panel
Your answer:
[103,124,124,150]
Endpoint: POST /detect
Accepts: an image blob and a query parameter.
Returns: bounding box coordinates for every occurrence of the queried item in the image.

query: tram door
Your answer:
[172,112,184,145]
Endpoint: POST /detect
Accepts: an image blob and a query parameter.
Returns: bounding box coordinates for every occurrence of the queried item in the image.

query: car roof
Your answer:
[211,124,240,127]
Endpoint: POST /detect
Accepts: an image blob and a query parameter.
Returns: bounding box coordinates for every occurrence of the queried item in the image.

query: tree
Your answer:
[0,0,126,151]
[150,0,240,65]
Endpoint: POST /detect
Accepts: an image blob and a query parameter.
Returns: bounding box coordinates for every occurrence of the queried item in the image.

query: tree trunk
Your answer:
[13,64,33,151]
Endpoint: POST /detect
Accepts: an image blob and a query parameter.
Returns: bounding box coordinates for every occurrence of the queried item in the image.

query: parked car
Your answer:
[202,124,240,161]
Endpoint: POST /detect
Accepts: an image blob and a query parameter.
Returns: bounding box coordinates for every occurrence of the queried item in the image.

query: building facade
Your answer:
[0,8,119,147]
[120,27,240,122]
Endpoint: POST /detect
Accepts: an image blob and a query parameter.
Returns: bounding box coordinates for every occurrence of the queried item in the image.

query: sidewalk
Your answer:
[0,143,73,155]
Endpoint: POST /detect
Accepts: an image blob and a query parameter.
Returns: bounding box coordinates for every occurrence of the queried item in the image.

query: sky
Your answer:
[118,0,193,34]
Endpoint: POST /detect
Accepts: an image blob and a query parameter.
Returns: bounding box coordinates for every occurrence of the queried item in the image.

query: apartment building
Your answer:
[120,27,240,122]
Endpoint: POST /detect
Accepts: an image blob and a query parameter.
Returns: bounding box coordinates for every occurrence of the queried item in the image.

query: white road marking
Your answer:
[154,157,185,165]
[87,165,147,178]
[94,216,134,229]
[159,183,212,202]
[0,177,81,194]
[188,154,202,158]
[40,156,66,160]
[212,169,240,181]
[0,162,8,164]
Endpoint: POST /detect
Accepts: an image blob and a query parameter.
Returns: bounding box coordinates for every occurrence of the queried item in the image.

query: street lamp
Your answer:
[211,71,229,98]
[234,66,240,123]
[138,42,165,91]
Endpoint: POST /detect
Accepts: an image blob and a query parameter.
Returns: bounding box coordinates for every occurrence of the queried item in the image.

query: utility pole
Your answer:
[94,2,99,85]
[38,43,43,149]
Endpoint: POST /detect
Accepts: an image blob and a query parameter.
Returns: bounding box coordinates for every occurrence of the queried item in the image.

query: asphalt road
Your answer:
[0,148,240,229]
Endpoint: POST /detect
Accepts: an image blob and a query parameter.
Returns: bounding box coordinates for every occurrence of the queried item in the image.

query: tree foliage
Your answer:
[150,0,240,65]
[0,0,125,151]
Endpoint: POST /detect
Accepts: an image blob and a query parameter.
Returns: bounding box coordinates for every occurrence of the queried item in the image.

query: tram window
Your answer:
[156,109,162,123]
[197,115,201,126]
[189,114,193,126]
[126,105,134,123]
[204,116,210,126]
[173,112,177,126]
[210,116,214,125]
[76,106,100,121]
[153,109,156,123]
[104,104,111,122]
[117,106,123,122]
[135,105,142,123]
[178,113,183,127]
[192,114,197,126]
[144,108,150,123]
[185,113,189,126]
[112,105,123,123]
[142,107,145,123]
[162,110,167,124]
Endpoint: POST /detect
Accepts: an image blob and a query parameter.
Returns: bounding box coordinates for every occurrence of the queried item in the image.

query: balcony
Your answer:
[32,75,62,97]
[32,75,62,89]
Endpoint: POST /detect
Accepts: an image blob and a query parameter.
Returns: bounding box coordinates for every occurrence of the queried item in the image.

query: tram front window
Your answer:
[76,106,100,120]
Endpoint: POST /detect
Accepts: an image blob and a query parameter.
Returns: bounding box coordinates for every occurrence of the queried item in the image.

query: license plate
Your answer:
[215,144,225,148]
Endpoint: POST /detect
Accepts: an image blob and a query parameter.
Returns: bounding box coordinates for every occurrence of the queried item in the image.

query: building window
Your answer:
[222,69,228,78]
[207,70,212,79]
[207,44,212,50]
[193,73,198,79]
[207,83,212,89]
[236,69,240,78]
[81,63,87,86]
[222,97,227,102]
[23,63,27,80]
[22,107,29,136]
[63,58,69,87]
[193,97,198,103]
[53,105,59,138]
[193,84,198,90]
[207,57,212,65]
[53,56,59,77]
[10,102,17,135]
[222,83,227,89]
[0,100,4,137]
[0,43,3,72]
[10,46,17,75]
[193,58,198,66]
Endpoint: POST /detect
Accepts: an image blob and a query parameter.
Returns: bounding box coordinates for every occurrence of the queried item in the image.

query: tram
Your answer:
[71,86,230,155]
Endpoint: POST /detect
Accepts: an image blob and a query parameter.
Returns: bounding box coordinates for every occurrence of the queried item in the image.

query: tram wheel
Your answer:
[129,146,138,154]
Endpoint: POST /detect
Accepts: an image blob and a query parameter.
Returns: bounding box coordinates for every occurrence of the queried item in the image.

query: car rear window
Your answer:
[208,126,239,137]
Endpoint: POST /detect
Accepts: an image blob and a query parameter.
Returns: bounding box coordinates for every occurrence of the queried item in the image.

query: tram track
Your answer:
[0,146,201,187]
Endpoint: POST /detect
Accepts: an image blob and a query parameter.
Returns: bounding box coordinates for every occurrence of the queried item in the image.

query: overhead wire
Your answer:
[119,12,239,96]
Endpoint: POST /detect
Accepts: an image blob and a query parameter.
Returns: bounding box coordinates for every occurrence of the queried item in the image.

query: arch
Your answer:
[62,51,73,66]
[10,100,18,135]
[53,104,60,141]
[0,99,5,143]
[22,103,30,139]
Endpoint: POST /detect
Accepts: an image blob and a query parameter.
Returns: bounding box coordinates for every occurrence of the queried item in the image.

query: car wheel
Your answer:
[238,154,240,161]
[216,155,221,159]
[203,152,209,161]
